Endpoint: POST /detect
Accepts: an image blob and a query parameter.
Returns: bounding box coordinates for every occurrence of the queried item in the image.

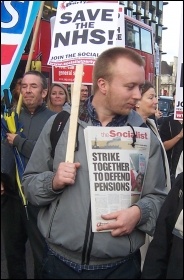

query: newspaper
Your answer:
[84,126,150,232]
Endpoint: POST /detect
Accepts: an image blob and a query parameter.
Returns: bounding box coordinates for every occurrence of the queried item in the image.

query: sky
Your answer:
[161,1,182,63]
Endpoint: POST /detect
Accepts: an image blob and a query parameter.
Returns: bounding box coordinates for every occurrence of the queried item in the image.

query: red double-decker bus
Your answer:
[124,15,155,84]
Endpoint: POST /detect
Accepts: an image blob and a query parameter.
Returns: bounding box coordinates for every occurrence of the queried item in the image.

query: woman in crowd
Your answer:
[135,81,158,123]
[134,80,170,193]
[47,83,70,113]
[134,80,171,268]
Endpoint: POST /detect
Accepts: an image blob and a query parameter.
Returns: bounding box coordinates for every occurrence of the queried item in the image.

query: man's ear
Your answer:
[42,88,48,99]
[97,78,108,95]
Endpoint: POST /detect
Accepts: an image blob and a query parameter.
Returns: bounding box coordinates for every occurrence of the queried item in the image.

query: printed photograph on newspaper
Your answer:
[84,126,150,232]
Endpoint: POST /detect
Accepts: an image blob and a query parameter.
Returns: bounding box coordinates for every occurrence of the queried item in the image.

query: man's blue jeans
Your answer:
[41,249,141,279]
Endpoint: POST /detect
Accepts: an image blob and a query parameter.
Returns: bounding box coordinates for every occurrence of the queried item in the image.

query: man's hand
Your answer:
[1,182,5,195]
[155,109,163,119]
[6,133,18,145]
[52,162,80,191]
[178,128,183,139]
[96,206,141,236]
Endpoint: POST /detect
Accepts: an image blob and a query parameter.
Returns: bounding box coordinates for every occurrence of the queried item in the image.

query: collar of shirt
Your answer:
[86,95,128,127]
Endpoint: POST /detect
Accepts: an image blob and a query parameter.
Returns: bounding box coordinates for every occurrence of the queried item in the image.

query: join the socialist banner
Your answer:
[1,1,41,96]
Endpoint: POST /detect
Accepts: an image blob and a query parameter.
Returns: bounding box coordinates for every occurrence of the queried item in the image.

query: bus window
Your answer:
[127,29,136,48]
[133,26,140,50]
[126,23,140,50]
[141,29,153,54]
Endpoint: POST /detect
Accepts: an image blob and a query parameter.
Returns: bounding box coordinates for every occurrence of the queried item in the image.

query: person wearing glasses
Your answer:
[80,84,89,101]
[78,84,90,118]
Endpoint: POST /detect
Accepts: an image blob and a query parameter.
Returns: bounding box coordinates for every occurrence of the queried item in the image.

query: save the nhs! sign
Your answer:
[1,1,41,96]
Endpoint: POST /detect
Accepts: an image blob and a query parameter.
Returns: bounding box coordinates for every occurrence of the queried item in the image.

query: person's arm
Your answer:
[22,116,79,207]
[159,116,183,151]
[162,128,183,151]
[22,116,60,206]
[6,133,36,159]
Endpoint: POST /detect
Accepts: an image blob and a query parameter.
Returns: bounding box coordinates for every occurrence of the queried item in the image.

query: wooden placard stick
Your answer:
[156,75,159,111]
[65,64,84,163]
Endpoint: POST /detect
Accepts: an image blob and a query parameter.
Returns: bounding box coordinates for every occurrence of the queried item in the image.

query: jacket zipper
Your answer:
[48,199,60,238]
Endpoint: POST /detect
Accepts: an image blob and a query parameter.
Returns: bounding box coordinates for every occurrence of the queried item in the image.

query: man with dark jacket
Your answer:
[1,71,55,279]
[142,172,183,279]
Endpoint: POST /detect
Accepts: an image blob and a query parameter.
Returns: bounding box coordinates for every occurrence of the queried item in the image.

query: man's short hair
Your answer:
[92,47,145,93]
[23,70,47,89]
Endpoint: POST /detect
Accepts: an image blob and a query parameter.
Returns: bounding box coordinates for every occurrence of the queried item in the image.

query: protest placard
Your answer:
[50,4,124,84]
[48,1,119,162]
[48,1,119,66]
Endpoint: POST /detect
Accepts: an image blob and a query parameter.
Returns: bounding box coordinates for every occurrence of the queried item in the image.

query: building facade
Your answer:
[160,57,178,96]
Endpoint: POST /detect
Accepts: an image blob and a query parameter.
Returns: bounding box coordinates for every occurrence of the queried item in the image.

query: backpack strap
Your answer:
[50,111,70,158]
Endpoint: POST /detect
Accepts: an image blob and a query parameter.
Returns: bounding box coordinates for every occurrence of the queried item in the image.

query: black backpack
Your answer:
[50,110,79,158]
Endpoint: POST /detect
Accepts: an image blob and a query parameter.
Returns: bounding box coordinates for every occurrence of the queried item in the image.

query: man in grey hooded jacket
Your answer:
[22,47,169,279]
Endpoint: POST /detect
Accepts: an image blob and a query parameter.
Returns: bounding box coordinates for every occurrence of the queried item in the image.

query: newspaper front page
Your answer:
[84,126,150,232]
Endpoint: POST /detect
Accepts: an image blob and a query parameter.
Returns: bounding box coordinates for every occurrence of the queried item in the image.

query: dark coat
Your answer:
[159,115,183,176]
[1,102,55,194]
[141,172,183,279]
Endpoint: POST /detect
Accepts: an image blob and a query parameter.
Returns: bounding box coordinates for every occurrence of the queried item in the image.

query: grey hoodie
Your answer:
[22,107,169,265]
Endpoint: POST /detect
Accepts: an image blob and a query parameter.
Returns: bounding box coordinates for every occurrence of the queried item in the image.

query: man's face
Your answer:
[21,74,47,112]
[80,85,89,101]
[100,57,145,116]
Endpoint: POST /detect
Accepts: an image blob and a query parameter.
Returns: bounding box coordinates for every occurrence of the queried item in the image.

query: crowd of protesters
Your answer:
[1,47,183,279]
